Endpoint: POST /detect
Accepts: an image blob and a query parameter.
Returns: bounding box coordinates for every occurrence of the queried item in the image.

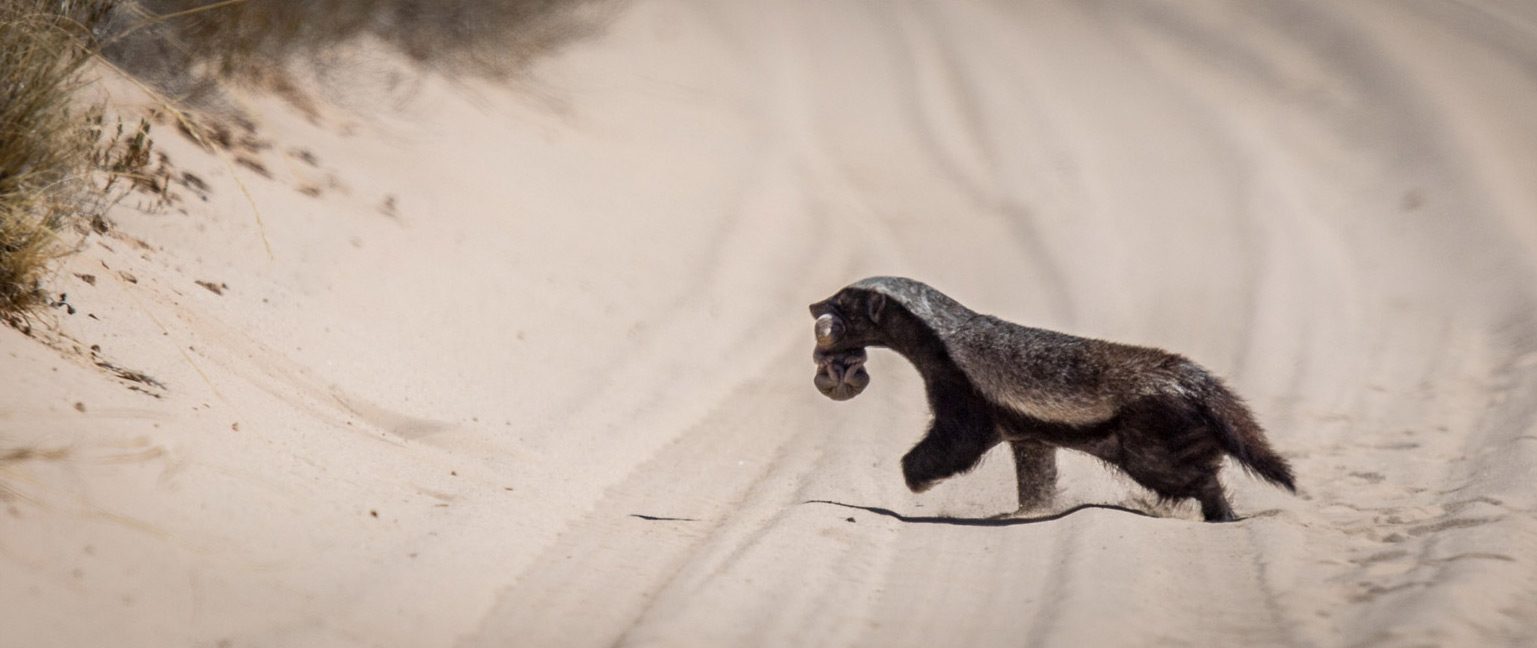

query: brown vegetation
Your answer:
[0,0,115,317]
[0,0,606,321]
[113,0,604,84]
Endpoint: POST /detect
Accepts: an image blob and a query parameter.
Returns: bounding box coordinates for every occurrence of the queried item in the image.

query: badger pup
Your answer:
[810,276,1295,522]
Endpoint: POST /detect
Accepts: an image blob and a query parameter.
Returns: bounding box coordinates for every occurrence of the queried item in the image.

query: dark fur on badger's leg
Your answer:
[1009,439,1058,512]
[899,378,1001,493]
[1196,478,1237,523]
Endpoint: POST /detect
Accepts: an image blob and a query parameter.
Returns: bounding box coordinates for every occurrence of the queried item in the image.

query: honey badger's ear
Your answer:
[867,291,886,324]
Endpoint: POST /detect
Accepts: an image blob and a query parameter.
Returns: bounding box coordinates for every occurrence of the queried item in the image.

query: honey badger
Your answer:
[809,276,1295,522]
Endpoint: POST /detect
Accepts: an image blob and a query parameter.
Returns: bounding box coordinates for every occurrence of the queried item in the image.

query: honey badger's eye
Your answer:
[836,293,858,317]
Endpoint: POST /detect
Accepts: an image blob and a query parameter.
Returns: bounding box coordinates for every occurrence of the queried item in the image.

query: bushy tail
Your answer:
[1191,376,1296,492]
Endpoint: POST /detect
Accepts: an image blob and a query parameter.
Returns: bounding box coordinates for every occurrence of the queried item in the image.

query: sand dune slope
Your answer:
[4,1,1537,646]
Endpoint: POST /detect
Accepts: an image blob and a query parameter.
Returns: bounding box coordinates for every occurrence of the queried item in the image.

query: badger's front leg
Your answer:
[1008,438,1058,513]
[900,404,999,493]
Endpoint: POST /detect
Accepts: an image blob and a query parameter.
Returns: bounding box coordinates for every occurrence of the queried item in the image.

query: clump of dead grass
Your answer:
[0,0,117,318]
[107,0,608,97]
[2,0,606,321]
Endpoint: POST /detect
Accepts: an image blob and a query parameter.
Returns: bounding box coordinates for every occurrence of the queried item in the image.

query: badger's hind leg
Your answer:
[1195,476,1237,522]
[1110,398,1234,522]
[1009,438,1057,513]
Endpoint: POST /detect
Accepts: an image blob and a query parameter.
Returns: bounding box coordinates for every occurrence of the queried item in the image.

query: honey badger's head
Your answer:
[808,287,889,401]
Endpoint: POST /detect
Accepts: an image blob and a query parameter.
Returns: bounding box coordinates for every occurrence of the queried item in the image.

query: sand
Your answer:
[4,1,1537,646]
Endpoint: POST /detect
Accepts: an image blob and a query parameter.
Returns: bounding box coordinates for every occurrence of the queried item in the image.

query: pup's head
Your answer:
[808,287,888,401]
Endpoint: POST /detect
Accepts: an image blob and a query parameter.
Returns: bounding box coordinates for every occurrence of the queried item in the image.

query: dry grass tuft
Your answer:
[106,0,610,97]
[0,0,117,319]
[2,0,607,320]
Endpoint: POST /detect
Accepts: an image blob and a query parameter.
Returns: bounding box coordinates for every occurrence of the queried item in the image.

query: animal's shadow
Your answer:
[805,499,1162,526]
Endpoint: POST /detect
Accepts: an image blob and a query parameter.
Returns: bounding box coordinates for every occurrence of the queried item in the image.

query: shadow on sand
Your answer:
[805,499,1159,526]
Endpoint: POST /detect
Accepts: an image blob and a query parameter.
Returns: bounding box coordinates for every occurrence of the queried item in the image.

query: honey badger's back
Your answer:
[853,277,1172,426]
[948,316,1167,427]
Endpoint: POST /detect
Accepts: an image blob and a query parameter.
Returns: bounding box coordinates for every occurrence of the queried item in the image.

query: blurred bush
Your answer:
[104,0,606,95]
[2,0,605,320]
[0,0,115,317]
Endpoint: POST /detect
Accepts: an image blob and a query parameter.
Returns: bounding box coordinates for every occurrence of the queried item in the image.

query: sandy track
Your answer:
[4,1,1537,646]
